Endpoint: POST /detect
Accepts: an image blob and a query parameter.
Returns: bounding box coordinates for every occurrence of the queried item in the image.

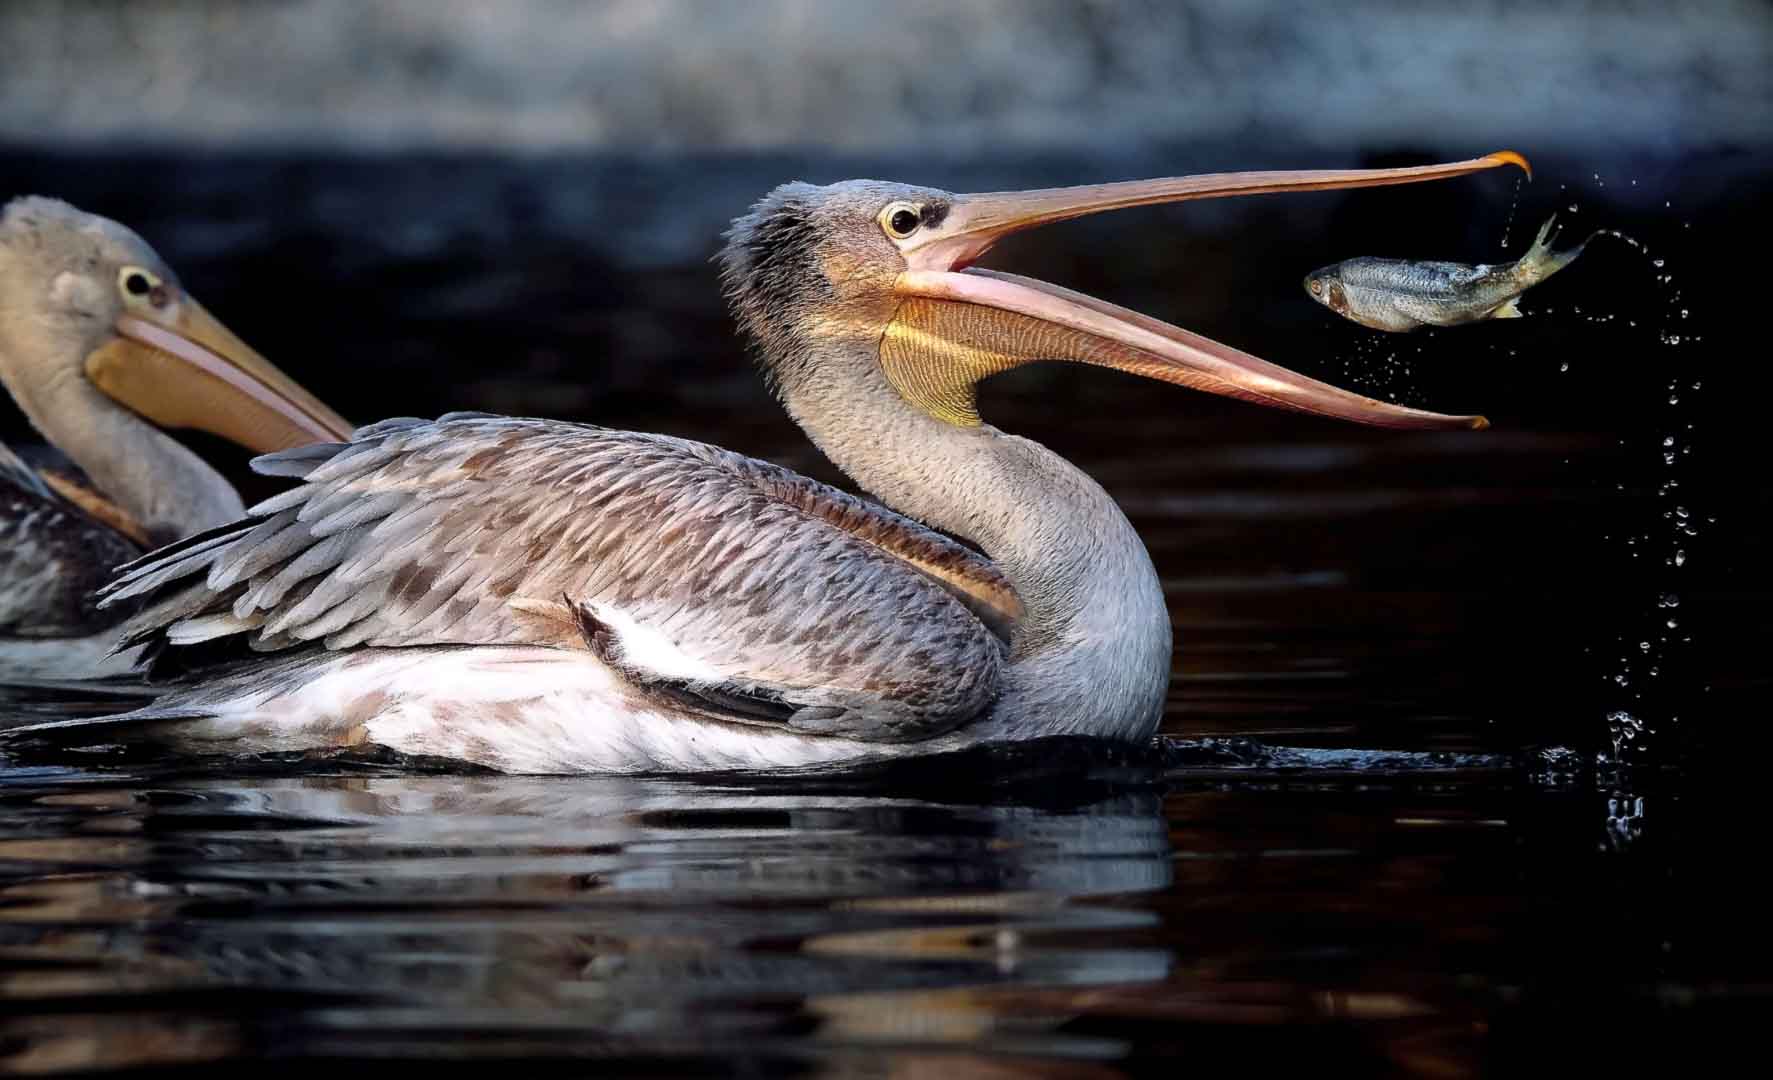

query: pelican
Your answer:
[0,198,353,677]
[18,153,1525,771]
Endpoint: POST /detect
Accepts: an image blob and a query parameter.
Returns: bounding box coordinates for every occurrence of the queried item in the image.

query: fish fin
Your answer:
[1517,214,1588,284]
[1490,298,1523,319]
[1529,213,1559,255]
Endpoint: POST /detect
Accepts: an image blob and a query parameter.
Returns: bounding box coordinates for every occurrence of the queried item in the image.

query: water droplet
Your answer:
[1663,436,1675,447]
[1653,258,1665,268]
[1660,594,1680,608]
[1667,618,1678,629]
[1680,308,1689,318]
[1638,641,1651,651]
[1567,203,1578,213]
[1674,550,1687,567]
[1669,395,1679,405]
[1559,361,1569,373]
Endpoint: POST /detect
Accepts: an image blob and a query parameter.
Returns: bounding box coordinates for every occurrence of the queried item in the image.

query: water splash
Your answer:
[1606,709,1646,764]
[1576,204,1706,783]
[1500,173,1523,249]
[1604,792,1647,852]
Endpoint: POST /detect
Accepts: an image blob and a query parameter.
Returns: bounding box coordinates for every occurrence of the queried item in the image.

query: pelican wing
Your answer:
[102,414,1021,741]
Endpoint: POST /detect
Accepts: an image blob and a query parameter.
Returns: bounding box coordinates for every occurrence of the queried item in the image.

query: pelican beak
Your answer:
[84,294,353,452]
[887,151,1529,429]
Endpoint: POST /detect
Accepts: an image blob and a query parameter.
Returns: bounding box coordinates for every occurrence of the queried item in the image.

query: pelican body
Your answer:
[16,154,1526,771]
[0,198,352,677]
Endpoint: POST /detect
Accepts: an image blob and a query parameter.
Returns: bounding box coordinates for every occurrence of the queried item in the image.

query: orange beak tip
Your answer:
[1486,150,1532,180]
[1470,415,1492,431]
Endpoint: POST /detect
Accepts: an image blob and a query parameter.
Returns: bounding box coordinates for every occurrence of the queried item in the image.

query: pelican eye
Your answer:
[1309,280,1323,296]
[881,203,921,239]
[118,266,170,309]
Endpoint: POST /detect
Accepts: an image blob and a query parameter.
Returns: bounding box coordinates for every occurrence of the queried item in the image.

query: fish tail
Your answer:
[1516,214,1589,283]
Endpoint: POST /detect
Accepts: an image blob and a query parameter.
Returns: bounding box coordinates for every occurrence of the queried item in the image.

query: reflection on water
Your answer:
[0,751,1746,1075]
[0,770,1173,1070]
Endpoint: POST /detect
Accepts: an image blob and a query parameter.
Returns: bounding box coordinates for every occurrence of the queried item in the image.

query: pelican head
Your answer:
[0,197,350,455]
[0,197,353,542]
[722,153,1528,431]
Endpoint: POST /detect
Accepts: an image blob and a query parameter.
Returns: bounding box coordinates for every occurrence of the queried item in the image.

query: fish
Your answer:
[1303,215,1592,332]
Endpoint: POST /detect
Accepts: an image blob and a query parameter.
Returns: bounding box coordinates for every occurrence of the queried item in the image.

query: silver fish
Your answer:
[1304,215,1591,332]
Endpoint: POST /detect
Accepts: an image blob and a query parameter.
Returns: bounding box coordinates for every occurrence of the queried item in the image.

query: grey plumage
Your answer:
[103,413,1019,741]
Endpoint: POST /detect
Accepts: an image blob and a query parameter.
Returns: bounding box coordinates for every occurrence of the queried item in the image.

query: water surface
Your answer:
[0,743,1742,1077]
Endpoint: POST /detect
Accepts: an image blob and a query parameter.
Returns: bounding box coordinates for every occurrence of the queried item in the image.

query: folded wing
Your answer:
[103,414,1021,741]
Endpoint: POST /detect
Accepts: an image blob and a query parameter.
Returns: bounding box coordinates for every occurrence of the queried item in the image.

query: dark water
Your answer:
[1,143,1769,1072]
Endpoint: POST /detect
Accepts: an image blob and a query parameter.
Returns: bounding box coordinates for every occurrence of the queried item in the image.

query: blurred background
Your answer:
[2,0,1771,762]
[3,0,1768,153]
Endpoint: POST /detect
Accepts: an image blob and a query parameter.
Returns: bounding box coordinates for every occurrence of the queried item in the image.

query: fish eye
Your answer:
[880,203,921,239]
[118,266,170,309]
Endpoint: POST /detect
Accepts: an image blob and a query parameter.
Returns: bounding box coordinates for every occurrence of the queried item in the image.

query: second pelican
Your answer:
[0,198,352,677]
